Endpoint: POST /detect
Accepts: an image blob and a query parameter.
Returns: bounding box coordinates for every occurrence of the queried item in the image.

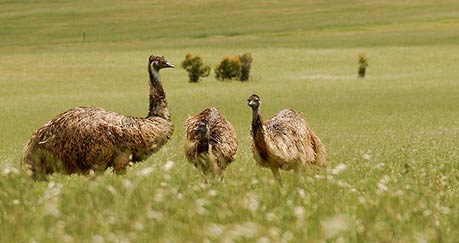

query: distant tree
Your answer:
[239,52,253,81]
[358,52,368,78]
[181,53,210,82]
[215,57,241,81]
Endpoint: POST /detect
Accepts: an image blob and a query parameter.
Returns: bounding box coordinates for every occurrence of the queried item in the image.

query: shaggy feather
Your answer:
[184,107,238,182]
[23,55,174,179]
[248,94,326,183]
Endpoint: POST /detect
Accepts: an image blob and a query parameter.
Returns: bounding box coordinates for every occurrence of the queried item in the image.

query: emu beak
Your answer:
[193,125,207,132]
[248,100,256,106]
[164,62,174,68]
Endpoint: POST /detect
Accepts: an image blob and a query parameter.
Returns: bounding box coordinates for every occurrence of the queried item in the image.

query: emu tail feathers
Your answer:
[309,129,327,167]
[21,139,44,180]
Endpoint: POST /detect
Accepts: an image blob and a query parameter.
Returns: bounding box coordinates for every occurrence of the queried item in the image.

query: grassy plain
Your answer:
[1,0,459,242]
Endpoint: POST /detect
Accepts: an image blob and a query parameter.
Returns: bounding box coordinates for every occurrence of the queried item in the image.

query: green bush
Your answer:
[215,56,242,81]
[239,52,253,81]
[181,53,210,82]
[358,52,368,78]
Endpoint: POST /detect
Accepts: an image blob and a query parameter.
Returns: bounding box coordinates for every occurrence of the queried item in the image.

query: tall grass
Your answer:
[1,1,458,242]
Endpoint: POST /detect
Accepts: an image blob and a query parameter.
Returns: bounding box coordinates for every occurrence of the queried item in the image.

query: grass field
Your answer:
[1,0,459,242]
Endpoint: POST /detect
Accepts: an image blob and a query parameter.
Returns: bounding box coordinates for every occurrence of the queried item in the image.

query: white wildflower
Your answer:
[423,210,432,217]
[196,198,209,215]
[106,185,117,195]
[154,189,165,202]
[62,234,74,243]
[377,182,388,192]
[257,236,271,243]
[331,163,348,175]
[244,193,260,212]
[293,206,305,219]
[375,162,385,169]
[268,227,280,238]
[3,167,19,176]
[146,209,164,221]
[376,176,390,193]
[40,182,63,217]
[122,179,134,190]
[439,206,450,215]
[208,189,217,197]
[362,153,372,160]
[321,214,350,239]
[92,235,104,243]
[415,233,430,243]
[206,223,225,238]
[281,231,293,242]
[138,167,154,176]
[232,222,258,239]
[296,188,306,199]
[163,160,175,172]
[265,212,276,222]
[106,215,116,225]
[133,221,144,231]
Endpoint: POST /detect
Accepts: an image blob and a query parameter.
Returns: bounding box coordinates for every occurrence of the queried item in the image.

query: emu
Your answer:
[247,94,326,184]
[22,55,174,179]
[184,107,238,183]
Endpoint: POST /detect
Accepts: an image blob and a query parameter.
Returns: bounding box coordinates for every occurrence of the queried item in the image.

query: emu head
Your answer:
[193,122,209,141]
[149,55,174,71]
[247,94,260,109]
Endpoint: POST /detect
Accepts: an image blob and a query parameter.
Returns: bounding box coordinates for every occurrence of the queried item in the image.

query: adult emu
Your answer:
[184,107,238,183]
[23,55,174,179]
[247,94,326,184]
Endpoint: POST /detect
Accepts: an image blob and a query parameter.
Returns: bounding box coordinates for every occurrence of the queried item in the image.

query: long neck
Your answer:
[148,66,170,120]
[251,106,269,161]
[251,107,262,128]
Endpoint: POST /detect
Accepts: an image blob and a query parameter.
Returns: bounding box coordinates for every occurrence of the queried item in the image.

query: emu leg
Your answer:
[200,172,208,184]
[270,164,283,185]
[217,169,225,183]
[113,152,130,174]
[293,164,305,183]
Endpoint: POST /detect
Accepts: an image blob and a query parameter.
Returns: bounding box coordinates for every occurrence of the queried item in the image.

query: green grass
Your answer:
[1,0,459,242]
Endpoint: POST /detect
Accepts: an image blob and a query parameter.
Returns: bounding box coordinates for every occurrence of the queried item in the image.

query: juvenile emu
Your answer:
[247,94,326,184]
[22,55,174,179]
[184,107,238,183]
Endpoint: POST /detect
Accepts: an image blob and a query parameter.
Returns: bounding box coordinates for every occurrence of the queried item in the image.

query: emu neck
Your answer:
[251,107,263,130]
[251,107,269,161]
[197,139,209,154]
[148,67,170,120]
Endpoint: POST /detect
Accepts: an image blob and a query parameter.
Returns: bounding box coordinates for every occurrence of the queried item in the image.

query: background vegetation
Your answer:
[215,56,242,81]
[1,0,458,242]
[181,53,210,82]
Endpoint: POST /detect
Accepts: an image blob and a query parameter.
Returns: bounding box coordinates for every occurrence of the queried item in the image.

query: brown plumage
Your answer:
[184,107,238,182]
[22,55,174,179]
[247,94,326,184]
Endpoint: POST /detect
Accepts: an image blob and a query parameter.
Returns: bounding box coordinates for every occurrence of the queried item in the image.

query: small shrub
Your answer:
[239,53,253,81]
[215,57,241,81]
[358,52,368,78]
[181,53,210,82]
